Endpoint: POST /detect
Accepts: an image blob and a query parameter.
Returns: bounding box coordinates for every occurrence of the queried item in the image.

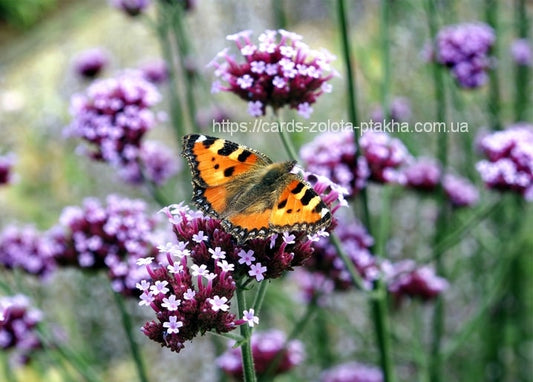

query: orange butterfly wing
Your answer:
[182,134,271,219]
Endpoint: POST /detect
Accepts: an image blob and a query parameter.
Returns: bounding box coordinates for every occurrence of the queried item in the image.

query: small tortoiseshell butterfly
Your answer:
[182,134,332,243]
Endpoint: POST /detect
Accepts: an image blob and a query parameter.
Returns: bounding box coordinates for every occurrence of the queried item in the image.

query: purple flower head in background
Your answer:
[384,260,448,304]
[360,131,411,185]
[370,97,412,122]
[0,225,57,278]
[443,174,479,207]
[404,157,441,192]
[73,48,109,79]
[296,213,377,301]
[321,361,383,382]
[140,59,169,84]
[111,0,151,17]
[435,22,495,88]
[52,194,160,296]
[476,123,533,201]
[209,29,337,118]
[217,329,305,379]
[0,295,44,365]
[66,70,180,185]
[0,153,16,186]
[300,131,369,198]
[510,39,532,66]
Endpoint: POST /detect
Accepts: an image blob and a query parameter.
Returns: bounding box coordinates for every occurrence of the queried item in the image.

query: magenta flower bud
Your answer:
[73,48,109,79]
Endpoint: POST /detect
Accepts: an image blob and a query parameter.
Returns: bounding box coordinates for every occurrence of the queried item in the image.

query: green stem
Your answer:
[251,280,269,316]
[170,4,198,132]
[112,291,149,382]
[426,2,449,381]
[236,287,257,382]
[335,0,372,233]
[277,129,298,162]
[514,0,530,121]
[155,2,186,139]
[330,233,365,290]
[1,350,17,382]
[36,326,101,382]
[485,0,502,130]
[272,0,287,30]
[371,186,396,382]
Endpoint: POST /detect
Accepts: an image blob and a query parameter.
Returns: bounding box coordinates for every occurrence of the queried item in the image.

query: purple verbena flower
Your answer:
[443,174,479,207]
[52,194,160,296]
[404,157,441,191]
[434,22,495,88]
[0,153,15,186]
[0,225,57,278]
[209,29,337,117]
[0,295,44,365]
[370,97,412,122]
[476,123,533,201]
[360,131,411,185]
[66,70,162,184]
[320,361,383,382]
[73,48,109,79]
[385,260,448,304]
[296,213,377,300]
[216,329,305,379]
[510,39,532,66]
[300,131,369,198]
[111,0,151,16]
[140,59,169,84]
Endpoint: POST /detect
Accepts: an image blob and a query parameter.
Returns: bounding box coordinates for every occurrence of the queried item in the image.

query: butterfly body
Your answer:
[182,134,331,242]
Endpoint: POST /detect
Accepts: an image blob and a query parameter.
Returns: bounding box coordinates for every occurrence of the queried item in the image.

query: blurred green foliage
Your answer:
[0,0,57,28]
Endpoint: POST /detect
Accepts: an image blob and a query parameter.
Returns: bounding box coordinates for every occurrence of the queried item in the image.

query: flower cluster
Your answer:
[0,295,44,365]
[216,329,305,379]
[67,70,179,185]
[0,153,15,186]
[443,174,479,207]
[476,123,533,201]
[209,29,336,118]
[0,225,57,278]
[359,131,411,185]
[405,159,479,207]
[295,213,377,301]
[404,158,441,191]
[385,260,448,304]
[510,39,532,66]
[139,174,345,352]
[111,0,151,17]
[52,194,159,295]
[434,22,495,88]
[73,48,109,79]
[140,59,169,84]
[320,361,383,382]
[370,96,412,122]
[300,131,369,198]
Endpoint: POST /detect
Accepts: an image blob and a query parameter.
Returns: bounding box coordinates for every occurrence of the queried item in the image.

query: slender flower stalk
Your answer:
[335,0,372,232]
[236,287,257,382]
[426,2,450,381]
[112,290,149,382]
[514,0,530,121]
[485,0,502,130]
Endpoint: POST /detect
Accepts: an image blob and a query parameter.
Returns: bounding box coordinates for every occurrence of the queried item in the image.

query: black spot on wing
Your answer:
[277,199,287,209]
[300,188,316,206]
[202,136,216,148]
[224,166,235,177]
[218,141,238,156]
[237,150,253,162]
[291,182,305,194]
[214,164,220,169]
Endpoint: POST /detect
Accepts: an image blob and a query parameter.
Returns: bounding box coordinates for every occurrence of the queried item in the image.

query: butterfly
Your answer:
[181,134,332,243]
